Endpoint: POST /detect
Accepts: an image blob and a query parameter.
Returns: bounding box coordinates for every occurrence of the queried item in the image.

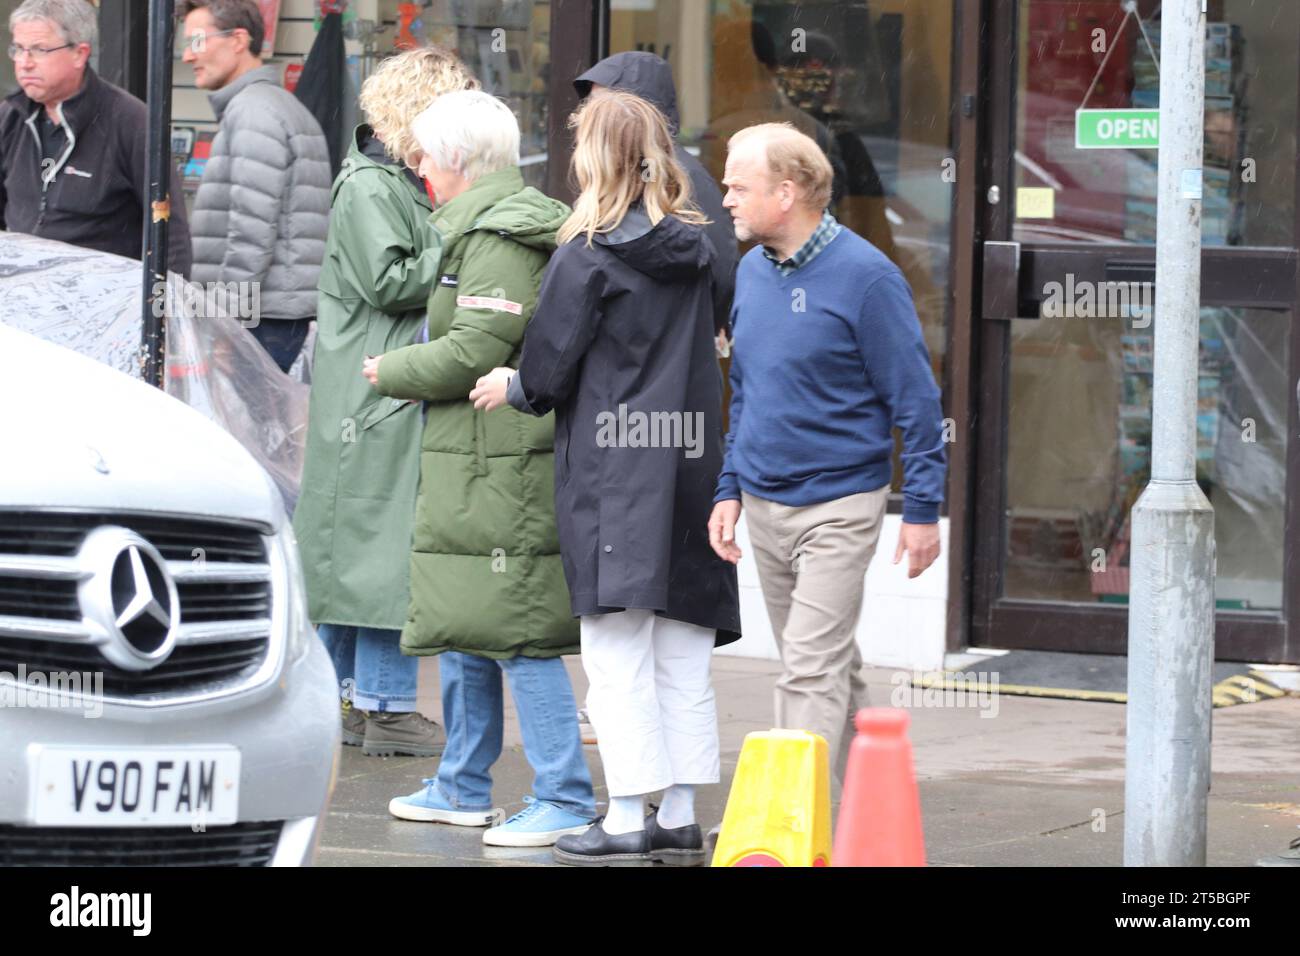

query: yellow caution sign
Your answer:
[712,730,832,867]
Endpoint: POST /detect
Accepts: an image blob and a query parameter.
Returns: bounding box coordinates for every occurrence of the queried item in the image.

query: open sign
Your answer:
[1076,109,1161,149]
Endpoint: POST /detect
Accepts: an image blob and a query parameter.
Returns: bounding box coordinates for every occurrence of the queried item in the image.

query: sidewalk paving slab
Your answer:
[317,657,1300,867]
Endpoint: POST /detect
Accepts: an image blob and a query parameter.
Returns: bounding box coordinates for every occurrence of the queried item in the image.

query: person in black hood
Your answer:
[471,89,741,867]
[574,51,737,338]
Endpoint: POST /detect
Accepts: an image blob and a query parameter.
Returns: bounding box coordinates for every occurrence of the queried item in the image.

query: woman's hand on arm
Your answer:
[469,367,513,411]
[362,354,383,386]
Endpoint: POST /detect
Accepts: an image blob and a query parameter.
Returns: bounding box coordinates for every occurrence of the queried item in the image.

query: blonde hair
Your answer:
[558,89,708,247]
[358,46,478,167]
[729,123,834,211]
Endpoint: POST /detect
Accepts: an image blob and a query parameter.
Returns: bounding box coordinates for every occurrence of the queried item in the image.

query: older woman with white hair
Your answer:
[361,90,597,848]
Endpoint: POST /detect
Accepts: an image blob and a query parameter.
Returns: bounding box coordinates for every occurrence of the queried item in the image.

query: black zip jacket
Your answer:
[0,67,192,276]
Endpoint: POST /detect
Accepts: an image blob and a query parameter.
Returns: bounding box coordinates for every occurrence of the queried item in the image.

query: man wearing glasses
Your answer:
[181,0,330,373]
[0,0,192,276]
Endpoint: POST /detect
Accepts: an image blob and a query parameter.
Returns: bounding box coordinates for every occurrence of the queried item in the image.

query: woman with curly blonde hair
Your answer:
[358,46,481,168]
[472,89,742,865]
[294,46,477,758]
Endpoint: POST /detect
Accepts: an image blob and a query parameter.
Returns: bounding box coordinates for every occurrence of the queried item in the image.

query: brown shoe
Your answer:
[341,699,365,747]
[361,710,446,758]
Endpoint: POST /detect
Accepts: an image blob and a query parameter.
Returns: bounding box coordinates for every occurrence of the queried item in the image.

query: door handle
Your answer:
[982,240,1024,320]
[1105,260,1157,285]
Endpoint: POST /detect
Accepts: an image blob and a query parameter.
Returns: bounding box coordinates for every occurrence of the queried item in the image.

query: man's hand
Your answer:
[362,354,382,386]
[894,521,940,578]
[709,499,743,564]
[469,367,514,411]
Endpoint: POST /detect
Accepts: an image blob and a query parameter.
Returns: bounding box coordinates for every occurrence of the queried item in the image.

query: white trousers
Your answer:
[579,609,720,797]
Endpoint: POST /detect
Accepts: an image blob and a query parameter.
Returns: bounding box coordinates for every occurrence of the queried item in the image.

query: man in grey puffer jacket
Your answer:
[182,0,330,372]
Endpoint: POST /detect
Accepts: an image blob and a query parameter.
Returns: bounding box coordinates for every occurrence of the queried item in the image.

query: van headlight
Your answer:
[275,522,313,662]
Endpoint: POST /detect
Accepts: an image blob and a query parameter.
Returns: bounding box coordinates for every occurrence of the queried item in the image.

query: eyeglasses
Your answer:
[180,28,239,54]
[6,42,74,61]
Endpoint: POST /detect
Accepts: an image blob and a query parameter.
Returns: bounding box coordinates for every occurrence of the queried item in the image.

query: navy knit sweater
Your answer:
[714,229,946,523]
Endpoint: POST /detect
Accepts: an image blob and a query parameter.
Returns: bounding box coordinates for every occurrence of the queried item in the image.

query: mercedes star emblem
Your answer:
[77,527,180,671]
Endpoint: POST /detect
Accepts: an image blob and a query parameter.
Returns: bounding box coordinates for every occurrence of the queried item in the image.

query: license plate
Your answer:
[29,746,241,827]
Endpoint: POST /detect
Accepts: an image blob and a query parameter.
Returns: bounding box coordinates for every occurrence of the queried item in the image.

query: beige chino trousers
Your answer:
[741,486,890,782]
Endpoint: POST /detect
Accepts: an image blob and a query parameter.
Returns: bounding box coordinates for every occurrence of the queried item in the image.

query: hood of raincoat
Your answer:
[429,166,569,253]
[592,204,714,282]
[574,51,681,134]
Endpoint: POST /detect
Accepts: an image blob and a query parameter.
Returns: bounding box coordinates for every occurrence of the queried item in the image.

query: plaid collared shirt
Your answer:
[762,211,843,276]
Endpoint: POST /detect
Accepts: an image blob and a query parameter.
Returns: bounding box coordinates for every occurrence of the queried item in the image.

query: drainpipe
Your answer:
[141,0,176,388]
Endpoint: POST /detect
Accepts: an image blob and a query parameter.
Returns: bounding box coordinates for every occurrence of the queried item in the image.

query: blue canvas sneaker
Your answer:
[482,796,595,847]
[388,778,503,827]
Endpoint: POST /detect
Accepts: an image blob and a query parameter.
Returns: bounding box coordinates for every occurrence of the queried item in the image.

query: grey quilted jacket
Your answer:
[191,65,331,320]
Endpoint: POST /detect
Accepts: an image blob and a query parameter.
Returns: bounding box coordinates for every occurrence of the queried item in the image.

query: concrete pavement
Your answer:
[316,655,1300,867]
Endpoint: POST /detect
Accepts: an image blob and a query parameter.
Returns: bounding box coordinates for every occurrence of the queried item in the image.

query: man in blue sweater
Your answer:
[708,123,946,781]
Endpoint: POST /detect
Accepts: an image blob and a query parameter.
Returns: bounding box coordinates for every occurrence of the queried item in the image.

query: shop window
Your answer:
[611,0,956,506]
[0,0,19,96]
[1013,0,1298,246]
[169,0,552,211]
[1004,305,1289,610]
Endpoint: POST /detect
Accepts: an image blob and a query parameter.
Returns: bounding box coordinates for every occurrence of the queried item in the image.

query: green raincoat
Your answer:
[294,127,441,629]
[375,166,576,659]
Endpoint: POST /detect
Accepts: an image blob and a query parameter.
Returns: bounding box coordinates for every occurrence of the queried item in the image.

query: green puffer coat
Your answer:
[374,166,576,659]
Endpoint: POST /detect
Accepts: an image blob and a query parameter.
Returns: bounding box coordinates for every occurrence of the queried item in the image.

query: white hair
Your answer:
[411,90,519,184]
[9,0,98,50]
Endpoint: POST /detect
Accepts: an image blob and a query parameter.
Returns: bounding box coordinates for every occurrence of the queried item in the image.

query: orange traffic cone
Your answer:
[832,708,925,866]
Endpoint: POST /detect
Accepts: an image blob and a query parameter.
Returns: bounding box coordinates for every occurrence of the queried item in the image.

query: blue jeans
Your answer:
[436,651,595,818]
[249,317,312,373]
[319,623,419,712]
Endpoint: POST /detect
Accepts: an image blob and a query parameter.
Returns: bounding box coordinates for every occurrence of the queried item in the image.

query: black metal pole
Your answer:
[141,0,175,388]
